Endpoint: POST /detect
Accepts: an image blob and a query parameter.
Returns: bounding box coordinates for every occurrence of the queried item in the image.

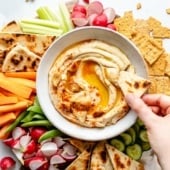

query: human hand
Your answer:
[125,93,170,170]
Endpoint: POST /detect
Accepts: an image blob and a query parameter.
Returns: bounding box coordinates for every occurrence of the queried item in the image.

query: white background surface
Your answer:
[0,0,169,169]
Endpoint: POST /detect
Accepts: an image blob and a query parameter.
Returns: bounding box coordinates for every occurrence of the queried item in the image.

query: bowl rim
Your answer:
[36,26,147,141]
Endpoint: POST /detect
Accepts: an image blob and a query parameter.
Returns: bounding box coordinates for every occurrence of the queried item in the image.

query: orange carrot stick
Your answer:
[4,72,36,80]
[0,112,16,126]
[0,101,29,114]
[0,96,18,105]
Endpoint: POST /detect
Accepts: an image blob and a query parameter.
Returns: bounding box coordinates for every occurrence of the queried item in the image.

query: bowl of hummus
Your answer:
[37,26,149,141]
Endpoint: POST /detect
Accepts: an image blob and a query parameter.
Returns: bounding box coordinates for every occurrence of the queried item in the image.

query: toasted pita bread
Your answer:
[1,21,22,33]
[117,71,151,97]
[90,141,113,170]
[68,138,95,152]
[0,32,55,56]
[106,144,144,170]
[2,44,41,72]
[65,149,91,170]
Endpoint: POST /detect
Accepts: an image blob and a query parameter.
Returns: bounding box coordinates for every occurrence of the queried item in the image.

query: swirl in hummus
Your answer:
[48,40,135,128]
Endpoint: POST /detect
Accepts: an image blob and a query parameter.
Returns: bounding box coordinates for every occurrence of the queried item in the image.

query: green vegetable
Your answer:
[126,144,142,160]
[38,129,63,143]
[110,138,125,152]
[136,117,144,127]
[119,133,132,146]
[27,105,43,114]
[140,141,151,151]
[139,129,149,142]
[5,111,28,133]
[127,127,136,144]
[21,120,52,128]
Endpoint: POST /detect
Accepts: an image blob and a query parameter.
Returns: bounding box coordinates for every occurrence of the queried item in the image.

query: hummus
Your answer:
[49,40,134,128]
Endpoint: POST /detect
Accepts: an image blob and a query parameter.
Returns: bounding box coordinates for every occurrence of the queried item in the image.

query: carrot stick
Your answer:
[0,123,10,139]
[7,77,36,90]
[0,101,29,114]
[0,76,33,99]
[0,96,18,105]
[4,72,36,80]
[0,112,16,126]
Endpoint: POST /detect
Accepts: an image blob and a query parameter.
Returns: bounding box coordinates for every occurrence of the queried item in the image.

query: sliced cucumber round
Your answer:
[126,144,142,160]
[110,138,125,152]
[140,141,151,151]
[119,133,132,146]
[139,129,149,142]
[127,127,136,144]
[136,118,144,127]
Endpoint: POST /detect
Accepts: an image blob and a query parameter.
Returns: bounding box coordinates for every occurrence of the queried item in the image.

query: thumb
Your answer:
[125,93,158,128]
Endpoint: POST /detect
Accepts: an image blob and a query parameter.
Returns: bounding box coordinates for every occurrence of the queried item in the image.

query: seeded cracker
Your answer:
[114,11,135,39]
[149,76,170,95]
[147,52,167,76]
[165,54,170,77]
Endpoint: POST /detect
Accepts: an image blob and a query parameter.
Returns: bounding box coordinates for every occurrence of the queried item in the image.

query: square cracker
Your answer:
[147,52,167,76]
[149,76,170,95]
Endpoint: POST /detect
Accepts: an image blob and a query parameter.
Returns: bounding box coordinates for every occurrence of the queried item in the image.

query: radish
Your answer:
[24,140,37,154]
[49,165,60,170]
[30,127,47,142]
[12,127,26,140]
[87,1,103,16]
[3,138,19,149]
[61,151,77,161]
[37,162,49,170]
[107,23,117,30]
[19,134,31,151]
[103,7,116,23]
[40,142,58,157]
[0,156,16,170]
[50,155,66,164]
[73,4,87,15]
[92,13,108,27]
[83,0,89,3]
[88,13,98,25]
[63,143,77,156]
[53,137,66,148]
[72,16,89,27]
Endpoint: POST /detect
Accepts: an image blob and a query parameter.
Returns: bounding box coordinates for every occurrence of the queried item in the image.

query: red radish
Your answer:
[53,137,66,148]
[87,1,103,16]
[12,127,26,140]
[88,13,98,25]
[71,11,86,18]
[107,23,117,30]
[3,138,19,149]
[103,7,116,23]
[83,0,89,3]
[72,16,89,26]
[30,127,47,142]
[37,162,49,170]
[73,4,87,15]
[24,140,37,154]
[92,13,108,27]
[63,143,77,156]
[0,156,16,170]
[61,151,77,161]
[19,134,31,150]
[50,155,66,164]
[40,142,58,157]
[49,165,60,170]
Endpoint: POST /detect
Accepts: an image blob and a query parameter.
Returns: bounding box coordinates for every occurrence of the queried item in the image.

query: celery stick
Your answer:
[58,1,74,31]
[21,18,61,28]
[20,22,63,36]
[37,6,59,22]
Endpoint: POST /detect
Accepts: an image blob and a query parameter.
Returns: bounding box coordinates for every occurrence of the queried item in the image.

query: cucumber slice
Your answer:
[126,144,142,160]
[139,129,149,142]
[140,141,151,151]
[136,117,144,127]
[110,138,125,152]
[127,127,136,144]
[133,123,140,134]
[119,133,132,146]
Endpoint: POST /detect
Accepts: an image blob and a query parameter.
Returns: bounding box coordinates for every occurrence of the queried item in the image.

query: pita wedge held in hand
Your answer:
[117,71,151,97]
[106,144,144,170]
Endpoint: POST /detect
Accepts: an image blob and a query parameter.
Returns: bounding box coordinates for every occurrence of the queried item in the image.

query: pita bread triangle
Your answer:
[117,71,151,97]
[2,44,41,72]
[105,144,144,170]
[90,141,113,170]
[65,148,92,170]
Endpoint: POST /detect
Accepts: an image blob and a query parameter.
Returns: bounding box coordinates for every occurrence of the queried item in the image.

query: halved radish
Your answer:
[87,1,103,16]
[103,7,116,23]
[53,137,66,148]
[92,13,108,27]
[107,23,117,30]
[40,142,58,157]
[88,13,98,25]
[63,143,77,156]
[61,151,77,161]
[50,155,66,165]
[72,17,89,26]
[12,127,26,140]
[3,138,19,149]
[19,134,31,151]
[30,127,47,142]
[73,4,87,15]
[24,140,37,154]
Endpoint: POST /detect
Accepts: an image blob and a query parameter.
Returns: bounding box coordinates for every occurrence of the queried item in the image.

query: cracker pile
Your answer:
[114,11,170,95]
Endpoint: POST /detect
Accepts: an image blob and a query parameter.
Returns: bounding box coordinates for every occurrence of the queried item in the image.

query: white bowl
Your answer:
[37,26,147,141]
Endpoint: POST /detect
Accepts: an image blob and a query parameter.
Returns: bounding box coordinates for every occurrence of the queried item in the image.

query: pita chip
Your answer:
[2,44,41,72]
[117,71,151,97]
[106,144,144,170]
[90,141,113,170]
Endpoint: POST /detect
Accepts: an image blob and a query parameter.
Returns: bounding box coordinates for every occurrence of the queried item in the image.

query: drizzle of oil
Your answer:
[81,60,109,109]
